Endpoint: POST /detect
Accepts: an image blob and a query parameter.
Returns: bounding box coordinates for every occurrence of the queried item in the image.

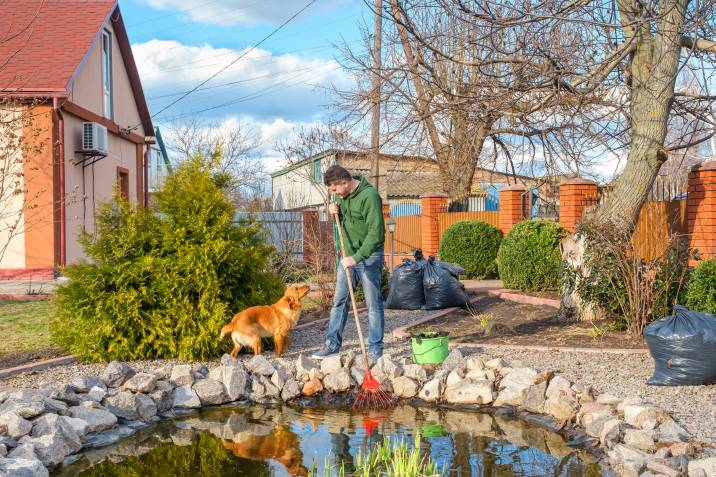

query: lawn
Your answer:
[0,300,58,363]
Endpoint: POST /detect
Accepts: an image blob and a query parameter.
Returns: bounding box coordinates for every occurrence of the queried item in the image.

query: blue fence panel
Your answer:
[391,202,422,217]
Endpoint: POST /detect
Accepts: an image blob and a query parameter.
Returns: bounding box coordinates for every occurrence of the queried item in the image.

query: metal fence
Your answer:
[235,211,303,259]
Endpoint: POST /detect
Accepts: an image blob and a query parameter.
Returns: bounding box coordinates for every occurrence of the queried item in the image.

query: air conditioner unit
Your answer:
[82,122,108,155]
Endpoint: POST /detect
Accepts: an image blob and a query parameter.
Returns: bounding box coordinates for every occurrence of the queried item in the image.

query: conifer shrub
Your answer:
[51,157,283,362]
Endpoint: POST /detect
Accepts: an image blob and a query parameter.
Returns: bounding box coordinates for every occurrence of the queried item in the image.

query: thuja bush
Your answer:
[439,220,502,278]
[51,157,283,362]
[685,259,716,315]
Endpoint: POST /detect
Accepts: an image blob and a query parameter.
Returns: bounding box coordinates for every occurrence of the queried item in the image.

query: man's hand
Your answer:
[341,256,357,269]
[328,202,339,216]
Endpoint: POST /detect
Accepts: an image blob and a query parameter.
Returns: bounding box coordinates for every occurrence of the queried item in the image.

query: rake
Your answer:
[332,211,396,410]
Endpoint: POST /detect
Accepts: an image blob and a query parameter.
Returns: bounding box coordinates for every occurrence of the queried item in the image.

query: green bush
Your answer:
[685,260,716,314]
[497,220,566,291]
[51,157,284,362]
[438,220,501,278]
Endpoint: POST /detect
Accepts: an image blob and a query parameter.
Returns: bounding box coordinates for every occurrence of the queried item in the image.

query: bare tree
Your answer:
[165,116,266,208]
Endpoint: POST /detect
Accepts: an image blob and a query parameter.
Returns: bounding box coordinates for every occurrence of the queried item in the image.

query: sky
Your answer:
[119,0,365,172]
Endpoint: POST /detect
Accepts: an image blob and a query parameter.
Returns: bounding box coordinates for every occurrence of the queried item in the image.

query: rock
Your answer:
[571,382,595,403]
[521,380,548,414]
[599,419,629,449]
[668,441,694,457]
[320,355,343,375]
[149,381,174,413]
[18,432,80,467]
[445,379,493,405]
[69,407,117,433]
[220,353,241,367]
[0,457,49,477]
[86,387,107,403]
[0,443,5,458]
[302,378,323,396]
[484,358,508,371]
[341,350,357,369]
[441,349,465,371]
[465,368,487,381]
[543,394,579,422]
[47,384,82,406]
[281,379,302,401]
[607,443,650,477]
[172,385,201,409]
[0,399,45,419]
[688,457,716,477]
[8,442,38,460]
[445,369,464,387]
[103,391,157,421]
[578,402,615,425]
[623,429,656,452]
[623,405,669,430]
[308,368,324,381]
[70,376,106,394]
[545,375,573,401]
[418,378,442,403]
[192,364,209,379]
[250,378,266,401]
[617,396,645,413]
[123,373,158,393]
[372,356,402,380]
[654,447,671,459]
[392,376,419,398]
[323,369,352,393]
[192,379,227,405]
[657,417,689,442]
[29,414,81,452]
[350,366,366,385]
[62,417,89,439]
[209,366,248,402]
[101,361,135,387]
[596,393,622,406]
[296,355,319,379]
[259,375,281,399]
[494,367,538,407]
[246,355,275,376]
[465,356,484,371]
[152,365,173,380]
[40,398,68,416]
[170,365,194,386]
[270,366,293,391]
[645,459,680,477]
[0,412,32,439]
[584,413,614,439]
[403,364,428,383]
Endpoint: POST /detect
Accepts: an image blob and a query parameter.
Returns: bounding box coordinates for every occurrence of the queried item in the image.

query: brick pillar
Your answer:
[302,209,319,265]
[688,162,716,263]
[499,185,530,235]
[382,203,390,223]
[420,194,448,257]
[559,178,598,233]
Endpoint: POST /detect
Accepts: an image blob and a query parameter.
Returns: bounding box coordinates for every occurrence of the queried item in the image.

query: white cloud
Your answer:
[133,39,348,122]
[143,0,349,27]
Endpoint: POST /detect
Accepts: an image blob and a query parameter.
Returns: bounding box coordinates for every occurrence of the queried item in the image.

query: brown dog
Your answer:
[222,424,308,476]
[220,284,311,357]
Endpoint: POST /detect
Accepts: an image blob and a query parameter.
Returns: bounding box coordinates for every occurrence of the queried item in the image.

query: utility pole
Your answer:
[369,0,384,201]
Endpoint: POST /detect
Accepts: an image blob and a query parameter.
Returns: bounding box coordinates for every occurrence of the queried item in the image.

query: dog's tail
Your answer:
[220,323,232,339]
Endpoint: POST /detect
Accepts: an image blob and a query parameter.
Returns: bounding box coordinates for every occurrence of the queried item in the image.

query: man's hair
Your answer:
[323,165,352,186]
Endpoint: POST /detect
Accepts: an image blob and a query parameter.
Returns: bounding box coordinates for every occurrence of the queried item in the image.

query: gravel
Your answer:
[2,306,715,455]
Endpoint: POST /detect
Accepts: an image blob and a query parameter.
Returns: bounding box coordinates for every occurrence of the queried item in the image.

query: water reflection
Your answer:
[54,404,601,477]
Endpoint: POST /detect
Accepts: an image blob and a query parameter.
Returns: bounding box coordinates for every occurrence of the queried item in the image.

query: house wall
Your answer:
[0,107,26,270]
[68,22,142,129]
[272,161,328,210]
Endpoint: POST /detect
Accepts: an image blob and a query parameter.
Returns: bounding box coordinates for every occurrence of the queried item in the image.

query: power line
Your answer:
[146,0,318,122]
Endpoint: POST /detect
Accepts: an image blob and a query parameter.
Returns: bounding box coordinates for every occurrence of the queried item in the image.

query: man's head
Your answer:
[323,165,354,198]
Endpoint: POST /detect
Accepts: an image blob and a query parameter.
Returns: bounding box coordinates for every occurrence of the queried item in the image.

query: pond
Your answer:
[52,402,601,477]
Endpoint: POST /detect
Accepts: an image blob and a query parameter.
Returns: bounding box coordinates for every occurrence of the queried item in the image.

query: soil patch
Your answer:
[409,295,646,349]
[0,346,65,370]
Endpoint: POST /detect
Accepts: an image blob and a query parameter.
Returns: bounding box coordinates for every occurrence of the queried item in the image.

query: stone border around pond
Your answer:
[0,350,713,477]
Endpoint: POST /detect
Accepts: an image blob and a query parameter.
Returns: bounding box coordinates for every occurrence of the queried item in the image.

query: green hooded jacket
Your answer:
[333,175,385,264]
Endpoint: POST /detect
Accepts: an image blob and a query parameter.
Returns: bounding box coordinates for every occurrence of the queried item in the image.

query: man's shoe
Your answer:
[367,353,382,368]
[311,347,339,360]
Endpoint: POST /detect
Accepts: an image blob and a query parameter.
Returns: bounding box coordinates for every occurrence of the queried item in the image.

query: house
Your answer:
[270,149,542,216]
[0,0,155,279]
[147,127,172,205]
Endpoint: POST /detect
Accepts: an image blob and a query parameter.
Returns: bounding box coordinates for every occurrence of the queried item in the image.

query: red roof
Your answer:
[0,0,153,135]
[0,0,116,94]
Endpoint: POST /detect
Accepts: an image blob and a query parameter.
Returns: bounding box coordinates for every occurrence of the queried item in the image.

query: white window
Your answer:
[102,30,113,119]
[311,159,321,183]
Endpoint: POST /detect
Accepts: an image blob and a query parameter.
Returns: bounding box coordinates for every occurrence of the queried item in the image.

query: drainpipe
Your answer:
[143,143,150,207]
[53,97,66,267]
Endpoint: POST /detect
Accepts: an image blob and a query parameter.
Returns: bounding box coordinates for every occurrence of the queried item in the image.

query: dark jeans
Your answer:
[325,252,384,357]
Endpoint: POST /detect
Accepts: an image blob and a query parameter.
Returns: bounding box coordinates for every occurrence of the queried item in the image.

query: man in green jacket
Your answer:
[312,165,386,362]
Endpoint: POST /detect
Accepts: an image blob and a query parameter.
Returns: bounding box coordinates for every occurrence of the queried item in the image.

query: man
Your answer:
[312,165,386,362]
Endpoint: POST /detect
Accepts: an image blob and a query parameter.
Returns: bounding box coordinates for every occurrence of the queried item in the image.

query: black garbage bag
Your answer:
[422,256,469,310]
[644,305,716,386]
[385,253,426,310]
[435,260,465,278]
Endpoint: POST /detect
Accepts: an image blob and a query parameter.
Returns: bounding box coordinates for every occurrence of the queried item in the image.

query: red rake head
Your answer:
[353,369,398,410]
[361,368,382,391]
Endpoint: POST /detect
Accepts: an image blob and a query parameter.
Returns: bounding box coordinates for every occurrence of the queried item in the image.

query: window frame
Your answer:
[101,30,113,119]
